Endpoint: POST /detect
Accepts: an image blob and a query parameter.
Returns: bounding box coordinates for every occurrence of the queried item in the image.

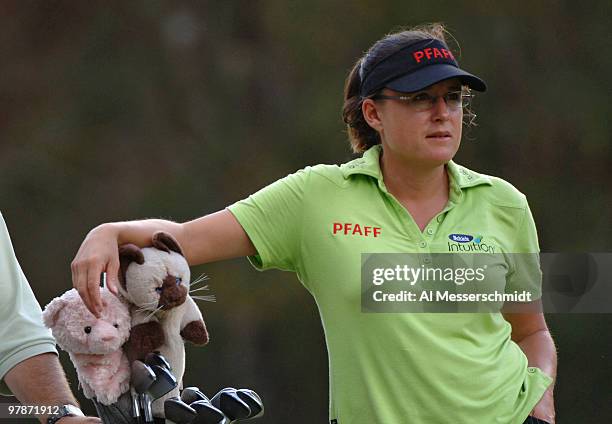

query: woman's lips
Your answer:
[426,131,452,140]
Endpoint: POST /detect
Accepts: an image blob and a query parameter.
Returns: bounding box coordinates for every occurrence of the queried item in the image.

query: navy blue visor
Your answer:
[359,38,487,97]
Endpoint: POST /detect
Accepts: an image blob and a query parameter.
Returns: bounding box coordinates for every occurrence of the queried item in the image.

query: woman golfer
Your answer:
[71,24,556,424]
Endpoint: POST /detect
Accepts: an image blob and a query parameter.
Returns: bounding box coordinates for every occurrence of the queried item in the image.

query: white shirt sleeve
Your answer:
[0,212,57,395]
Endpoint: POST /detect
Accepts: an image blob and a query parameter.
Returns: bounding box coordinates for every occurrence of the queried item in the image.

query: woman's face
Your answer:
[363,78,464,168]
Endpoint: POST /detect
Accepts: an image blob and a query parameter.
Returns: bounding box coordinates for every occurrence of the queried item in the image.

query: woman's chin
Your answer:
[436,141,460,158]
[423,148,457,165]
[385,142,458,166]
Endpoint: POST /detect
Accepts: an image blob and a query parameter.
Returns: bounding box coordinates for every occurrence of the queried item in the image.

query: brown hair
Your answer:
[342,23,473,154]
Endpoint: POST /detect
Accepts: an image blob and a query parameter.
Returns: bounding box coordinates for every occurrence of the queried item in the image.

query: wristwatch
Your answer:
[46,404,85,424]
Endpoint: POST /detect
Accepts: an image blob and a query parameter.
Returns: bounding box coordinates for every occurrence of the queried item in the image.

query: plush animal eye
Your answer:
[113,323,119,328]
[84,326,92,334]
[175,277,182,285]
[155,287,163,293]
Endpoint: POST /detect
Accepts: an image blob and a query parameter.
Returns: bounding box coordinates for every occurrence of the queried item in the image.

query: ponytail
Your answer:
[342,59,381,153]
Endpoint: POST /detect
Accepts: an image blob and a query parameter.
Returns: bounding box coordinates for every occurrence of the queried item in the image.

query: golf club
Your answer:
[190,399,227,424]
[181,386,209,405]
[235,389,264,419]
[144,364,178,423]
[145,351,172,371]
[210,388,251,421]
[164,397,197,424]
[131,360,157,423]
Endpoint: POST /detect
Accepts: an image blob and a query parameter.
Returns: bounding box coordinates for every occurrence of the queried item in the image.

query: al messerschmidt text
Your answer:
[372,290,533,302]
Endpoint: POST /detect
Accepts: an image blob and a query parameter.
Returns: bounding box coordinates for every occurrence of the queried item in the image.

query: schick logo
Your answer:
[449,234,473,243]
[448,233,495,253]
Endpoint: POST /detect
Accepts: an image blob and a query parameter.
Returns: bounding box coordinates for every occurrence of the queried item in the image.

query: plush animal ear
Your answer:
[152,231,184,256]
[118,244,145,286]
[42,296,67,328]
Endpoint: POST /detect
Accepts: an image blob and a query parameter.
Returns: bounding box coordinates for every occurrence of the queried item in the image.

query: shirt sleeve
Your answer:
[226,168,310,272]
[0,213,58,395]
[505,202,543,299]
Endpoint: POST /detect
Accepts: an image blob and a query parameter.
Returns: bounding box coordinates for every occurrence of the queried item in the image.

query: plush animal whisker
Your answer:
[190,273,209,287]
[192,295,216,303]
[135,306,156,313]
[144,304,164,321]
[189,285,210,294]
[135,300,159,312]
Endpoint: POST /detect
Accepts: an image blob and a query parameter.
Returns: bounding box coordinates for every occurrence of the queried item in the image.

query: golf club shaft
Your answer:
[131,387,141,420]
[140,392,154,423]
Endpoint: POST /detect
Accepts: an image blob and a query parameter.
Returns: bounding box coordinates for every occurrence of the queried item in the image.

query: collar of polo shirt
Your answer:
[340,145,492,201]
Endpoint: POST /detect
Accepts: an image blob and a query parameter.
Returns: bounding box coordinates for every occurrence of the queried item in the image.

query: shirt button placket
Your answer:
[422,225,436,266]
[419,240,431,266]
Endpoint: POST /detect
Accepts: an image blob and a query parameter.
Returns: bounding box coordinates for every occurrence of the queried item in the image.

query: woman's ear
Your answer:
[362,98,384,132]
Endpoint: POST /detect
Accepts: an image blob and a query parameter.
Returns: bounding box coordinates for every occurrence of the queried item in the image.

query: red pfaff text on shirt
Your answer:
[332,222,382,237]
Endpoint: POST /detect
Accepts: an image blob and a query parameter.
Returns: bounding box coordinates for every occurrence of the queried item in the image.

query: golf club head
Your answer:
[190,400,227,424]
[181,386,210,405]
[165,397,197,424]
[211,388,251,421]
[235,389,264,418]
[131,360,157,393]
[148,364,178,400]
[145,351,172,371]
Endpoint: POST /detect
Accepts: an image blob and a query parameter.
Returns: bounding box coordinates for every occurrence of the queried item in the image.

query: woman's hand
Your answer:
[71,223,121,317]
[502,312,557,424]
[530,387,555,423]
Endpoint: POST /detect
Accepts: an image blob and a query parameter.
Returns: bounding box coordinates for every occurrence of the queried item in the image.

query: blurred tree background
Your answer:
[1,0,610,422]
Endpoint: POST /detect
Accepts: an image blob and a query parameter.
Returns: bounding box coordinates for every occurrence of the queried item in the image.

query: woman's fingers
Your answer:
[72,258,98,317]
[105,259,120,295]
[71,224,121,316]
[86,261,105,317]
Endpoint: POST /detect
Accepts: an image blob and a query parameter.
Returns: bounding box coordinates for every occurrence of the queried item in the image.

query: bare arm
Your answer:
[180,210,256,264]
[4,353,101,423]
[503,311,557,423]
[71,209,255,317]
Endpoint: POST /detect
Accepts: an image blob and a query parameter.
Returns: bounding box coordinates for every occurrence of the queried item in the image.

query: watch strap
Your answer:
[47,404,84,424]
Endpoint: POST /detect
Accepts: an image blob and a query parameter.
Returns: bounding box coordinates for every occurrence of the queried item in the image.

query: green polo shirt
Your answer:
[228,145,553,424]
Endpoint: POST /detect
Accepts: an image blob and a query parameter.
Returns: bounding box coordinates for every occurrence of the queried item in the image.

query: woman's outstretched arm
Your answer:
[71,209,255,317]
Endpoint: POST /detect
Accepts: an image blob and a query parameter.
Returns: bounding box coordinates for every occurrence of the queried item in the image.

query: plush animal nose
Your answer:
[101,335,115,342]
[159,275,187,308]
[165,289,182,302]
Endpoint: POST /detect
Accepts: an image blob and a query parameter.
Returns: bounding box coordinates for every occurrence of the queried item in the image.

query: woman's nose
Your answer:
[430,96,450,120]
